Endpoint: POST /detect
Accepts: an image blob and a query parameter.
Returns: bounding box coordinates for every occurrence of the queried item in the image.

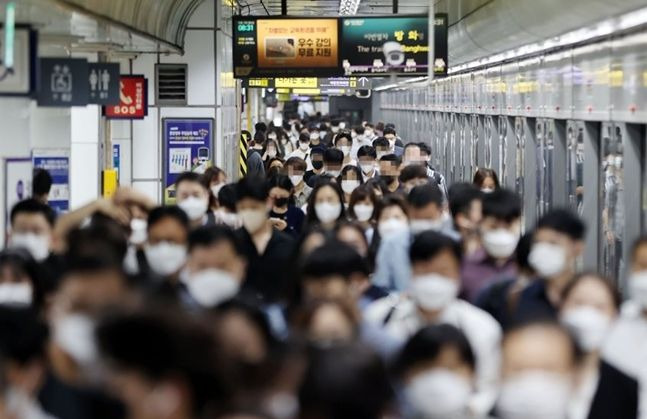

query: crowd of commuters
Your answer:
[0,113,646,419]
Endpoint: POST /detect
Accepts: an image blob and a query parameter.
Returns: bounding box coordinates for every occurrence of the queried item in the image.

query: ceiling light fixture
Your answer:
[339,0,361,16]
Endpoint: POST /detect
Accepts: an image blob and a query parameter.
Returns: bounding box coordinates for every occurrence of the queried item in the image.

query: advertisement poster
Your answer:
[32,149,70,214]
[233,17,340,78]
[162,118,214,204]
[4,158,32,235]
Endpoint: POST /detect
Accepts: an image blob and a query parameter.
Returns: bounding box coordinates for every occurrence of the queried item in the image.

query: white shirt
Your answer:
[603,300,647,419]
[364,296,501,416]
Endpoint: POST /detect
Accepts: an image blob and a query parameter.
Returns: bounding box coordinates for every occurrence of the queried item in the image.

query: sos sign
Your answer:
[103,75,148,119]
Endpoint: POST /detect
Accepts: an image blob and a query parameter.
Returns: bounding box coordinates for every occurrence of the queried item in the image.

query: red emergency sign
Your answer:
[103,75,148,119]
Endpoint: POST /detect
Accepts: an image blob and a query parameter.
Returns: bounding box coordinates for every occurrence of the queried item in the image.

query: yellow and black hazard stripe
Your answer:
[239,133,248,178]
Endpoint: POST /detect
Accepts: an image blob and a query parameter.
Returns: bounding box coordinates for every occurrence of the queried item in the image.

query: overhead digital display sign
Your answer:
[233,17,340,78]
[340,14,447,76]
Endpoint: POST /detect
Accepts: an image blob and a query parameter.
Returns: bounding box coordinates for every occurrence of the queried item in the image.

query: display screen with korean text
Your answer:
[233,17,340,78]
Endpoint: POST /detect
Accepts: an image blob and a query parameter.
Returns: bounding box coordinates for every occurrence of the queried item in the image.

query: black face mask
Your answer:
[381,174,396,184]
[312,160,324,170]
[274,197,289,207]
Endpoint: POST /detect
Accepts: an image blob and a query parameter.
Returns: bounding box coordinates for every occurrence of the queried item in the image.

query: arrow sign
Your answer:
[358,77,369,87]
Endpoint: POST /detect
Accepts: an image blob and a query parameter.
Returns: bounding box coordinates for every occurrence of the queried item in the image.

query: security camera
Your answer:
[382,41,405,66]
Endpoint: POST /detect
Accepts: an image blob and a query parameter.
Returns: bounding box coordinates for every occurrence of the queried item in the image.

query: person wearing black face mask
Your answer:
[305,147,326,188]
[378,154,405,196]
[268,174,305,238]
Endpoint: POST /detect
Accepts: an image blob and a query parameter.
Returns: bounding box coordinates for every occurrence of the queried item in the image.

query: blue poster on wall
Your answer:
[162,118,214,204]
[32,149,70,214]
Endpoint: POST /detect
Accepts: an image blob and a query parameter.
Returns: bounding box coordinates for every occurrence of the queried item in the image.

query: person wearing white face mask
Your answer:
[0,251,38,309]
[357,145,379,179]
[462,189,520,302]
[288,133,311,167]
[285,157,312,209]
[7,199,55,263]
[513,209,586,323]
[143,206,190,280]
[337,165,364,206]
[395,324,482,419]
[604,236,647,419]
[174,172,213,229]
[375,196,409,240]
[180,226,247,308]
[333,131,356,169]
[305,181,345,231]
[496,321,577,419]
[348,185,379,244]
[213,184,243,229]
[365,231,502,416]
[235,177,296,304]
[374,184,458,292]
[559,273,638,419]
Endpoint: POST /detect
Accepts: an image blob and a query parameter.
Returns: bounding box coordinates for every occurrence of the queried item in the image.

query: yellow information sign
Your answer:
[248,78,270,87]
[275,78,318,88]
[292,88,321,95]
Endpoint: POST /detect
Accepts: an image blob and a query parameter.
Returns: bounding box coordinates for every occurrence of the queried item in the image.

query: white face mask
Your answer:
[0,283,32,306]
[409,218,444,235]
[331,126,340,134]
[359,162,374,175]
[341,180,360,194]
[129,218,148,246]
[387,137,396,148]
[405,369,472,419]
[410,274,458,310]
[630,270,647,308]
[178,196,208,221]
[211,183,225,198]
[528,242,568,278]
[326,169,340,178]
[53,313,97,366]
[239,208,268,233]
[482,229,519,259]
[267,149,277,158]
[185,268,240,307]
[319,132,327,140]
[481,187,495,193]
[215,209,241,228]
[310,133,319,141]
[289,175,303,187]
[339,146,351,157]
[364,130,373,138]
[145,242,187,276]
[299,142,310,151]
[561,306,611,352]
[378,218,409,238]
[497,371,572,419]
[315,202,342,224]
[353,204,374,222]
[268,133,277,140]
[8,233,50,262]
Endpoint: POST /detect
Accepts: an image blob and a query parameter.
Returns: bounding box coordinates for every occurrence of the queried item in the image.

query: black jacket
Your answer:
[588,360,638,419]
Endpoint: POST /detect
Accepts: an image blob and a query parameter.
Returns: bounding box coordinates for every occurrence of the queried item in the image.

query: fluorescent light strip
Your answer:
[448,5,647,75]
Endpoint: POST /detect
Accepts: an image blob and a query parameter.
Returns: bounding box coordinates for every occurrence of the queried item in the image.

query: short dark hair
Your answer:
[379,153,401,166]
[0,306,48,365]
[236,176,269,202]
[267,173,295,192]
[10,199,56,227]
[285,156,307,172]
[410,230,463,264]
[299,132,310,143]
[399,164,428,183]
[255,122,267,133]
[147,205,190,231]
[357,145,377,159]
[448,183,481,220]
[482,188,521,223]
[394,324,476,376]
[32,169,52,196]
[417,142,431,156]
[338,165,364,184]
[535,208,586,241]
[323,148,344,165]
[383,127,396,136]
[334,131,353,146]
[300,240,369,280]
[175,172,207,190]
[408,183,443,209]
[310,146,325,158]
[188,225,243,255]
[372,137,390,149]
[217,184,237,212]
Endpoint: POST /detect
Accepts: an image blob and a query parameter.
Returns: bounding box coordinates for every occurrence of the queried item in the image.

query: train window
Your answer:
[600,124,625,283]
[484,116,493,168]
[566,121,584,215]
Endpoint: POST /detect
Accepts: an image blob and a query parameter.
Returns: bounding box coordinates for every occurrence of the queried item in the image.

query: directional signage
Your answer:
[88,63,120,105]
[242,77,371,90]
[103,75,148,119]
[37,58,89,107]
